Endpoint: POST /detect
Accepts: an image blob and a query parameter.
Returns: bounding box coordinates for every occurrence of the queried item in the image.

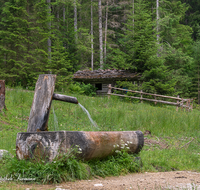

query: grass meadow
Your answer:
[0,87,200,184]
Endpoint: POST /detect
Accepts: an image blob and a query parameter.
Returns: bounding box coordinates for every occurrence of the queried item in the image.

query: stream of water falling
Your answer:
[78,103,99,130]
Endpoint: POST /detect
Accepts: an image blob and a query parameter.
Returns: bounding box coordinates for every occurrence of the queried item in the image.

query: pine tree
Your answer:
[98,0,103,68]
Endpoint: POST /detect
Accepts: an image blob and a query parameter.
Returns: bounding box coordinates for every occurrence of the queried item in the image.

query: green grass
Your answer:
[0,87,200,184]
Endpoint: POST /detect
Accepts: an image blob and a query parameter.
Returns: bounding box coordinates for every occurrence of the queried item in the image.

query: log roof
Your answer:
[73,69,140,82]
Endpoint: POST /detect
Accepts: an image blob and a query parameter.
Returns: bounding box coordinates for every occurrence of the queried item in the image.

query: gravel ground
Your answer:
[6,171,200,190]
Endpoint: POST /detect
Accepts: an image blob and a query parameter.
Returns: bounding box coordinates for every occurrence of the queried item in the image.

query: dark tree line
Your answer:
[0,0,200,99]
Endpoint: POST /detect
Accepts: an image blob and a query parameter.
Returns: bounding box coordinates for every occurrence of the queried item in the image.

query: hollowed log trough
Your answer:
[16,131,144,161]
[16,74,144,161]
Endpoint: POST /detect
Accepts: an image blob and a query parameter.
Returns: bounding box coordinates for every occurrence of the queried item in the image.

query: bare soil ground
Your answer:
[2,171,200,190]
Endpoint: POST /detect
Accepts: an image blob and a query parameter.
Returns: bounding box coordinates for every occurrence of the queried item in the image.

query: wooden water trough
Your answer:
[16,131,144,162]
[16,74,144,161]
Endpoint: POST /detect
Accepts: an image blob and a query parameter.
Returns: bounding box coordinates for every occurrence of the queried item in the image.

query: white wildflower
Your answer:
[127,147,130,149]
[113,145,116,148]
[117,144,119,147]
[125,143,128,146]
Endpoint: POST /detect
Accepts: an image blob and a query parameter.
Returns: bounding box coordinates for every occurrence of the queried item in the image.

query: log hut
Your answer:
[73,69,140,95]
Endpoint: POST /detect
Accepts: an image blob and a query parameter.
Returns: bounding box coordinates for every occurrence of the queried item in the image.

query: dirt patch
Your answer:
[1,171,200,190]
[143,130,195,151]
[144,137,168,150]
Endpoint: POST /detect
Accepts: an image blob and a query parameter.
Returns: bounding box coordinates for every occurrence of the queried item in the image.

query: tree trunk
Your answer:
[27,0,30,65]
[67,3,69,49]
[156,0,160,57]
[63,7,66,48]
[47,0,51,63]
[133,0,134,27]
[156,0,159,43]
[104,0,108,65]
[63,7,65,22]
[0,80,5,112]
[91,0,94,70]
[198,65,200,104]
[74,0,78,43]
[57,5,59,29]
[98,0,103,68]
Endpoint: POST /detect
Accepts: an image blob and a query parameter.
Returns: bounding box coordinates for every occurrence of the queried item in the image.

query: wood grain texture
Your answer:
[16,131,144,161]
[27,74,56,132]
[52,93,78,104]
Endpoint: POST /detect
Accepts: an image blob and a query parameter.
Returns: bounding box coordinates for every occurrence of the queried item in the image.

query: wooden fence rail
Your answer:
[107,84,193,111]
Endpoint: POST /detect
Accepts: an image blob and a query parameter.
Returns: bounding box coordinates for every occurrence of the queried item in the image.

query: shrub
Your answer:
[69,82,96,96]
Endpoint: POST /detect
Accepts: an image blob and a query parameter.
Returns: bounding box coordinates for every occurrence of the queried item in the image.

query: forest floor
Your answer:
[1,171,200,190]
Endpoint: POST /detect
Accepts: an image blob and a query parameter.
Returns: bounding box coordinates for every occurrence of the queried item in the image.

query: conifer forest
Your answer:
[0,0,200,100]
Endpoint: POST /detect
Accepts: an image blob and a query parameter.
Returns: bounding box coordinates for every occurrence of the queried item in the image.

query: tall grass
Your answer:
[0,88,200,183]
[0,88,33,154]
[49,93,200,138]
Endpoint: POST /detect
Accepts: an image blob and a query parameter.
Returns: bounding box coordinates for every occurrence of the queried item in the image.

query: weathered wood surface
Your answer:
[27,74,56,132]
[109,93,191,108]
[0,80,5,112]
[74,69,140,82]
[16,131,144,162]
[109,86,189,101]
[53,93,78,104]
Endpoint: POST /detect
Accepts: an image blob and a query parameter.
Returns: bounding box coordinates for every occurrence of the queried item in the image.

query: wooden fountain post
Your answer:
[27,74,78,132]
[27,74,56,132]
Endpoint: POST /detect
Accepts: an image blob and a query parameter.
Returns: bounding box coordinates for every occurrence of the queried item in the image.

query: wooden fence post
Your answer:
[176,95,179,111]
[154,95,157,105]
[186,99,189,111]
[107,84,112,99]
[181,98,183,111]
[190,99,193,111]
[140,90,143,103]
[0,80,6,112]
[188,99,191,112]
